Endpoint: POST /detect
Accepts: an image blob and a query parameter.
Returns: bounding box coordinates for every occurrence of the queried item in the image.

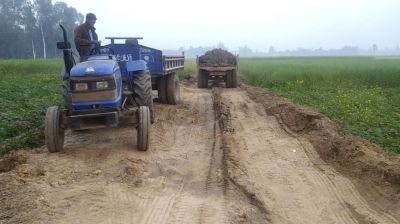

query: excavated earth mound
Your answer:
[198,48,236,66]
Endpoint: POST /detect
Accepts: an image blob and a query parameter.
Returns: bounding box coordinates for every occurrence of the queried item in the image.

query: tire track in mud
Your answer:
[134,86,269,224]
[212,87,272,220]
[150,86,269,224]
[137,89,217,224]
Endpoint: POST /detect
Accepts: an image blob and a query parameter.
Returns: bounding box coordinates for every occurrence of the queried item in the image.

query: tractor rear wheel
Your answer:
[157,76,168,104]
[137,106,150,151]
[166,73,180,105]
[133,70,154,123]
[45,106,64,153]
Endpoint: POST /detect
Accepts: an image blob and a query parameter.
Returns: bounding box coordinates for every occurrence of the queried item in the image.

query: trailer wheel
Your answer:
[45,106,64,153]
[197,70,208,88]
[231,70,238,88]
[157,76,168,104]
[203,71,209,88]
[133,70,154,123]
[226,71,232,88]
[197,69,202,88]
[166,73,180,105]
[137,106,150,151]
[226,70,238,88]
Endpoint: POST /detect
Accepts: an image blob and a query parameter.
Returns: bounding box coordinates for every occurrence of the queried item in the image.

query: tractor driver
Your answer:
[74,13,101,61]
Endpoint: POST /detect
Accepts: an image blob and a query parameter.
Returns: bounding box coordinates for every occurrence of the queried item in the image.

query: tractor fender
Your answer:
[126,60,148,73]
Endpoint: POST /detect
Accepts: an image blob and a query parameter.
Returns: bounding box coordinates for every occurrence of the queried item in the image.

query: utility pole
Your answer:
[32,40,36,60]
[41,23,47,59]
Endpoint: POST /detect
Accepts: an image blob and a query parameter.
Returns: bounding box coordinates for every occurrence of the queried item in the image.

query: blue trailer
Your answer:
[45,25,184,152]
[104,37,184,104]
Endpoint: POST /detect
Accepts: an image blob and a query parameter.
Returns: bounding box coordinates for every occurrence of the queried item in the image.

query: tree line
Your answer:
[0,0,83,59]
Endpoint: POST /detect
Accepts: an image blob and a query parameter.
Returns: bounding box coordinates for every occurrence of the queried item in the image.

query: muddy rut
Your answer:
[1,84,399,224]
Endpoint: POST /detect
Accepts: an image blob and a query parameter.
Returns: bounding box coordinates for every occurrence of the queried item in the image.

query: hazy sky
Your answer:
[58,0,400,51]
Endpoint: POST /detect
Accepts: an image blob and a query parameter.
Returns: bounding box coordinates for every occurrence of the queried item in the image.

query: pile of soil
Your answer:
[198,49,236,66]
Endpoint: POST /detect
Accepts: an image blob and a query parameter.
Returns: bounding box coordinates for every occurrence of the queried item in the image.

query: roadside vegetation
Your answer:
[239,57,400,154]
[0,59,63,155]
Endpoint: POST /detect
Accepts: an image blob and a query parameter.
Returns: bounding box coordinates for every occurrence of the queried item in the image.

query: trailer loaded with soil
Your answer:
[197,49,238,88]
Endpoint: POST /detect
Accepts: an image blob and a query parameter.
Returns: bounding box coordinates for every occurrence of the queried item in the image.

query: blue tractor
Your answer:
[45,25,184,152]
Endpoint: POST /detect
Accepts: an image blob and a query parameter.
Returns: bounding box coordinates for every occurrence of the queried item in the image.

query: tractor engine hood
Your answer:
[70,60,119,77]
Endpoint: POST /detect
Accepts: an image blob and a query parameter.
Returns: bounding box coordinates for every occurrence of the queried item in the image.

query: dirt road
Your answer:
[1,83,399,224]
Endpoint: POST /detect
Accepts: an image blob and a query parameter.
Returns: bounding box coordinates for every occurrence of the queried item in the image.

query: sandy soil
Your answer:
[1,83,399,224]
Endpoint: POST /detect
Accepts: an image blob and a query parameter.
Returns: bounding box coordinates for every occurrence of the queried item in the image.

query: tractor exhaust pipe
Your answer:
[58,24,75,75]
[60,24,68,44]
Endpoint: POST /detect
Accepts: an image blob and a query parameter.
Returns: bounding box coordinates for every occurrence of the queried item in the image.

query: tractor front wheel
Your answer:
[137,106,150,151]
[45,106,64,153]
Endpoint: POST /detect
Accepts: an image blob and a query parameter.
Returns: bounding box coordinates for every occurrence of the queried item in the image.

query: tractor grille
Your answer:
[70,75,117,102]
[71,89,117,102]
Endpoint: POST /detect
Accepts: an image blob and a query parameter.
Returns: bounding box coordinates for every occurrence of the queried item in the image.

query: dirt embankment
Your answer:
[242,84,400,186]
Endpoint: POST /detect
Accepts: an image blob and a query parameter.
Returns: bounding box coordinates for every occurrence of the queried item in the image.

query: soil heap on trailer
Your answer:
[197,48,238,88]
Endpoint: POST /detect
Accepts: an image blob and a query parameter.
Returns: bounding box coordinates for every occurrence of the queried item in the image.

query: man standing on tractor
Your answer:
[74,13,101,61]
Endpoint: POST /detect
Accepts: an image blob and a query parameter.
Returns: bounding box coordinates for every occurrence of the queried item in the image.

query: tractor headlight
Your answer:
[75,83,88,91]
[96,81,109,89]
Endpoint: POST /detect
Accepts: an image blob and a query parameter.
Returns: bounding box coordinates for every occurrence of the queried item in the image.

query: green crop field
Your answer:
[239,57,400,154]
[0,59,63,155]
[0,57,399,155]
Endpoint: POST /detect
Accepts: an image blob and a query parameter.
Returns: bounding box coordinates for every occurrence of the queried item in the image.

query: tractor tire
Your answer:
[137,106,150,151]
[133,70,154,123]
[166,73,181,105]
[45,106,64,153]
[226,70,237,88]
[61,66,71,109]
[157,76,168,104]
[197,70,208,88]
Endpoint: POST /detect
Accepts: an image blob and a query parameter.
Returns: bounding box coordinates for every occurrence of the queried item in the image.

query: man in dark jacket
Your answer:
[74,13,101,61]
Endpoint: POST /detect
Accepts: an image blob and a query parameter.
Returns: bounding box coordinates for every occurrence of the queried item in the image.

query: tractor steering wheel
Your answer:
[89,46,115,56]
